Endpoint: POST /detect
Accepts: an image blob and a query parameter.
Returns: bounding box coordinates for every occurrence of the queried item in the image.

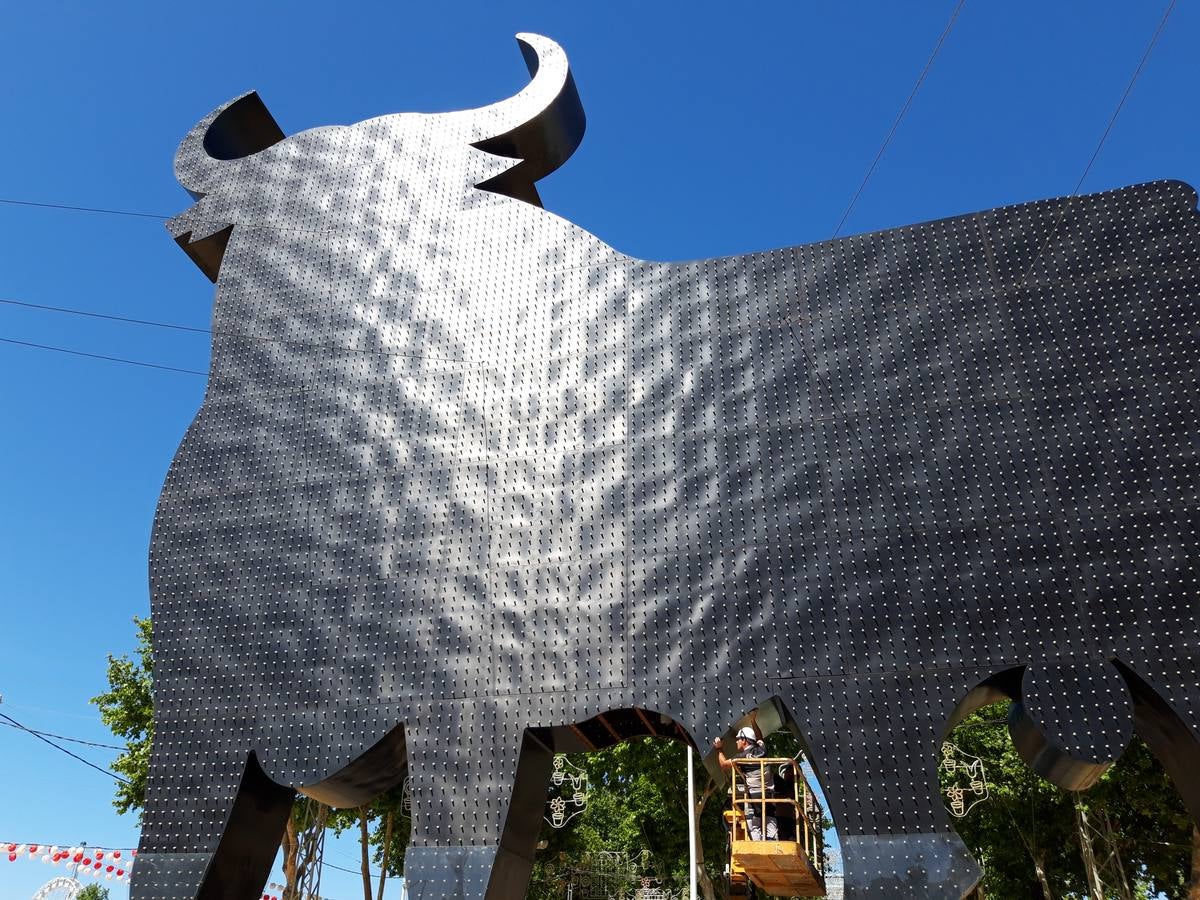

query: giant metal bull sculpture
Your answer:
[138,33,1200,899]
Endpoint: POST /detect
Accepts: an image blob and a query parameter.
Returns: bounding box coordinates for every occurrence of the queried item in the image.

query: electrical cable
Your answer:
[0,295,209,335]
[0,293,213,375]
[0,720,124,751]
[832,0,967,237]
[0,710,131,785]
[0,290,424,373]
[1073,0,1178,196]
[321,859,385,879]
[0,196,169,220]
[1013,0,1178,289]
[0,1,1174,243]
[0,841,134,852]
[0,336,207,377]
[0,195,332,240]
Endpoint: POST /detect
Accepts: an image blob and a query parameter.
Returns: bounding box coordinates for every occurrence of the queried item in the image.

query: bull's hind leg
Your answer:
[1115,662,1200,822]
[131,719,293,899]
[402,710,543,900]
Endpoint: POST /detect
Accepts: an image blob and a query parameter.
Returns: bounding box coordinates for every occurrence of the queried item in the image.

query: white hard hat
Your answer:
[736,726,757,741]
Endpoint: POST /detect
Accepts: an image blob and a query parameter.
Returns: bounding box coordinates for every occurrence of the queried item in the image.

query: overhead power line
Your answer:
[0,710,131,785]
[1073,0,1178,195]
[0,3,1178,385]
[0,841,134,852]
[0,719,124,751]
[0,336,206,377]
[0,295,208,335]
[322,859,384,879]
[1013,0,1178,289]
[0,196,169,220]
[0,291,212,375]
[832,0,967,238]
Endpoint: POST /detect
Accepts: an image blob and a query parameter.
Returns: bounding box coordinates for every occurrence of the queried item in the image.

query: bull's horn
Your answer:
[174,91,285,199]
[468,33,586,206]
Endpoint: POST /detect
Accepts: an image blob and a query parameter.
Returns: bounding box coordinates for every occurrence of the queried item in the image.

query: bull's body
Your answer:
[137,35,1200,899]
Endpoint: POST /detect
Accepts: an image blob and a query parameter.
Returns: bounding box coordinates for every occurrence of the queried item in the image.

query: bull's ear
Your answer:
[174,91,285,200]
[469,34,586,207]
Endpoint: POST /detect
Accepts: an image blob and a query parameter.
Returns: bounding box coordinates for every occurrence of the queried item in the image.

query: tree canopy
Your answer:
[943,702,1195,899]
[526,736,730,899]
[91,615,153,816]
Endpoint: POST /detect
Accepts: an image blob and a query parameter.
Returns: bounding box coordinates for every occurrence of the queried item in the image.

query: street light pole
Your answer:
[687,746,697,900]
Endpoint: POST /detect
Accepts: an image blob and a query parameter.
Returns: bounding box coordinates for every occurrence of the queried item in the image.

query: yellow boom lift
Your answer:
[723,757,826,897]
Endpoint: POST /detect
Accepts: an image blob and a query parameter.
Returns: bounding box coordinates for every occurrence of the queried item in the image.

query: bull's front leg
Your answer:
[131,714,293,899]
[779,674,983,899]
[402,709,547,900]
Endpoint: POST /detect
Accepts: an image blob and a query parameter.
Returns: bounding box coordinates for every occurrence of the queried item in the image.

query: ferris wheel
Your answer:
[32,876,82,900]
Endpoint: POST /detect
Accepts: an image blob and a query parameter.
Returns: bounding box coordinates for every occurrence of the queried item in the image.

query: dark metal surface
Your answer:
[137,33,1200,899]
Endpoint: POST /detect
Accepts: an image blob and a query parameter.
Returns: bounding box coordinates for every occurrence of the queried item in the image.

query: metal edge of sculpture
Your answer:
[135,33,1200,899]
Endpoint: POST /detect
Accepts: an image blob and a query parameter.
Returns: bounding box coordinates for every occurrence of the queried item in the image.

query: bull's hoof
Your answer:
[403,845,498,900]
[128,852,210,900]
[842,833,980,898]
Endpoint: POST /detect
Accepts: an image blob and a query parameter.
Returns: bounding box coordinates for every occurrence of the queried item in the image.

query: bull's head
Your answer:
[167,33,585,281]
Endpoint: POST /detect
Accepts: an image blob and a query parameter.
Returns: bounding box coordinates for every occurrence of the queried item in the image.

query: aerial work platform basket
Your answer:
[724,757,826,898]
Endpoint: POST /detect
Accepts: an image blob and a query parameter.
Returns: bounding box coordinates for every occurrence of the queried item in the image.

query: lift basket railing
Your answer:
[729,757,825,871]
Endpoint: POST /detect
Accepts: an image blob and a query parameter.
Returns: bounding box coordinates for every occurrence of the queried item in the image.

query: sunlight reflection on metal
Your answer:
[141,24,1200,900]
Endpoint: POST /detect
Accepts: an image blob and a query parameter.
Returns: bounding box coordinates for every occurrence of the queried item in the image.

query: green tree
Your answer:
[328,783,409,899]
[91,616,153,816]
[943,705,1084,897]
[352,732,827,900]
[943,702,1195,898]
[1084,735,1194,898]
[77,884,110,900]
[525,737,729,899]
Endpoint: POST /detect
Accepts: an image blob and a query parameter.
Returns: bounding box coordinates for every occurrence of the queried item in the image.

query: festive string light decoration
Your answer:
[939,743,989,818]
[544,754,589,828]
[32,876,83,900]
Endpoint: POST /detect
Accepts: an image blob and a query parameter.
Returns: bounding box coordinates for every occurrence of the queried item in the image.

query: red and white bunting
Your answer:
[3,842,135,884]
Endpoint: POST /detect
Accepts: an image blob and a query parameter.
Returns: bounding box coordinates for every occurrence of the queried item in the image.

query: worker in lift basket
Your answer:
[713,726,778,840]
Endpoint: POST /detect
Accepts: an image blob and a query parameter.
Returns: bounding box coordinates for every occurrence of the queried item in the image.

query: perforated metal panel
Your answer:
[134,35,1200,900]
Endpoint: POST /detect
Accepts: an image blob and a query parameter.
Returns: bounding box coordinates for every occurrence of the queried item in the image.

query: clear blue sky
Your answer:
[1,1,1197,898]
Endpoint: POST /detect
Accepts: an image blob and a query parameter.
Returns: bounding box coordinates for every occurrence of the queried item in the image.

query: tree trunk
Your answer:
[1032,852,1054,900]
[359,808,373,900]
[282,814,300,900]
[1074,801,1105,900]
[695,820,717,900]
[376,811,394,900]
[693,778,718,900]
[1012,815,1053,900]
